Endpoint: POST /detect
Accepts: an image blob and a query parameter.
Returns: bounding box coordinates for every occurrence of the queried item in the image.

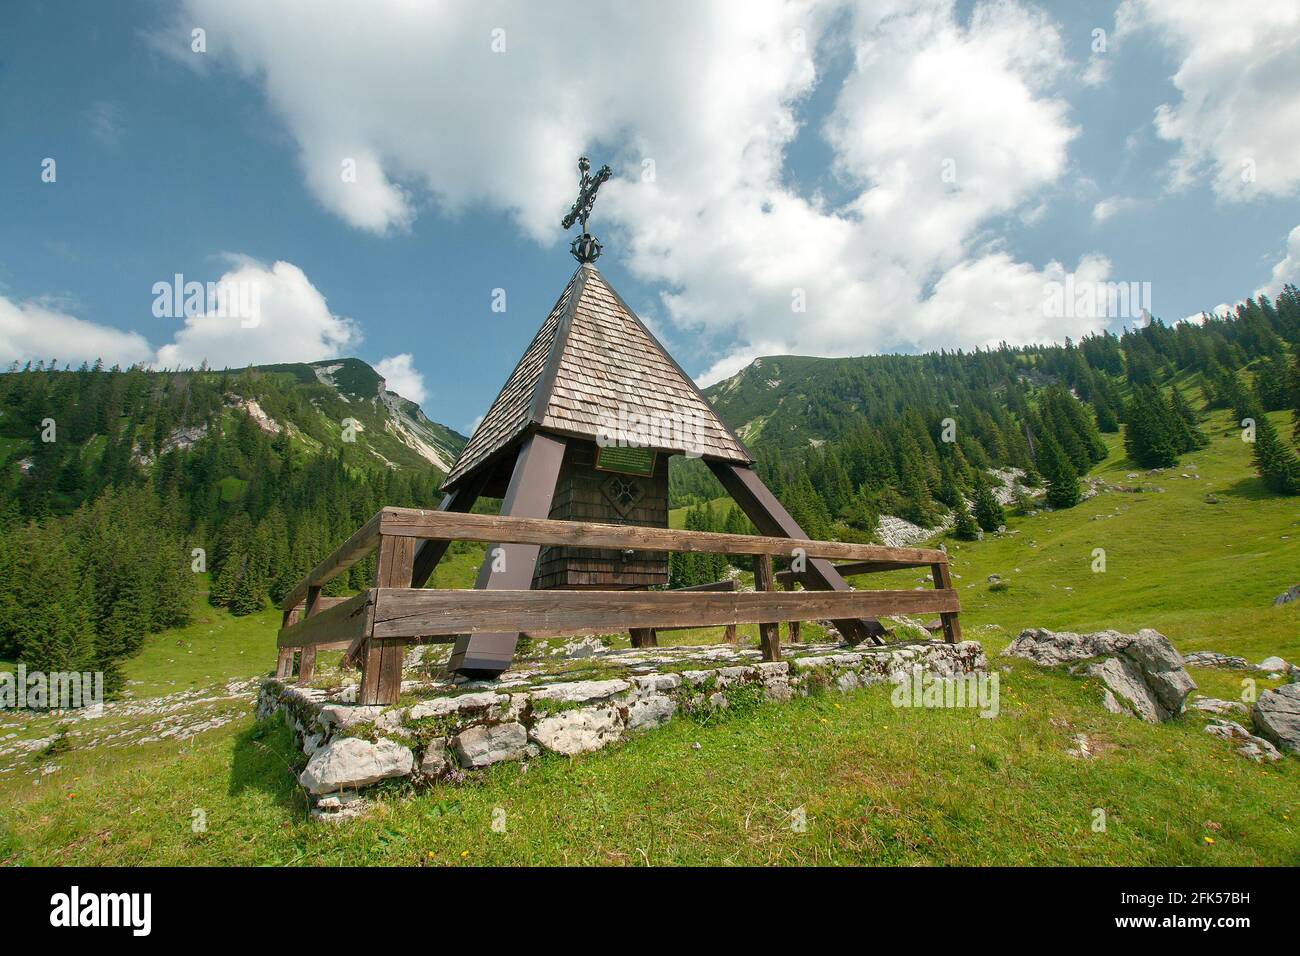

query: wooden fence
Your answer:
[275,506,962,705]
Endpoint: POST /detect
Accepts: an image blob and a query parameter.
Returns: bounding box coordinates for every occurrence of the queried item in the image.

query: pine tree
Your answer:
[971,472,1005,532]
[1123,388,1177,468]
[952,504,980,541]
[1252,414,1300,495]
[1038,433,1081,509]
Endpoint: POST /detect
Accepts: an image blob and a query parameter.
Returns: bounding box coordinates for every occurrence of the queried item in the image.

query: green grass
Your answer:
[121,581,282,699]
[4,655,1296,866]
[1,405,1297,866]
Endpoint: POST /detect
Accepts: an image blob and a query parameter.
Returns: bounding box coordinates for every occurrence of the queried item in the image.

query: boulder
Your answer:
[1003,628,1196,722]
[530,704,624,755]
[1256,656,1289,673]
[1271,585,1300,606]
[1084,658,1166,723]
[298,737,414,795]
[453,722,529,768]
[1252,683,1300,755]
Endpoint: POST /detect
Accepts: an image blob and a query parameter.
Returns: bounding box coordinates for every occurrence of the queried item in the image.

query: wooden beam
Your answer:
[753,554,780,662]
[671,579,738,592]
[276,590,375,649]
[776,558,932,584]
[379,507,946,566]
[708,461,887,646]
[448,432,567,678]
[370,587,959,639]
[282,513,382,613]
[411,472,489,589]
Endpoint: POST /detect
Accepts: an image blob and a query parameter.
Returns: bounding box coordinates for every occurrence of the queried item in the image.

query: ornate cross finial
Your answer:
[561,156,612,263]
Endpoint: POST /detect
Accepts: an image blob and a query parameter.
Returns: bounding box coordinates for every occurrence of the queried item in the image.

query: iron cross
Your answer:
[562,156,612,233]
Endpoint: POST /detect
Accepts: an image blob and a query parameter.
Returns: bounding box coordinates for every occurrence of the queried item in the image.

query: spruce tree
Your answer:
[952,504,980,541]
[1038,433,1081,509]
[971,472,1005,532]
[1252,414,1300,495]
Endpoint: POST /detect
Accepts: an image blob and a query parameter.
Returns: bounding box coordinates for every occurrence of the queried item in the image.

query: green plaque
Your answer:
[595,445,656,477]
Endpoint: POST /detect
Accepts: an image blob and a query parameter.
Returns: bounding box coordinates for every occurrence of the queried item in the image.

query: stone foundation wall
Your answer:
[256,639,987,822]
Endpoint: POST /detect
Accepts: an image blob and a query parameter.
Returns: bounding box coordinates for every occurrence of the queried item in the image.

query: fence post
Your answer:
[359,535,415,705]
[931,559,962,644]
[753,554,781,662]
[783,578,802,644]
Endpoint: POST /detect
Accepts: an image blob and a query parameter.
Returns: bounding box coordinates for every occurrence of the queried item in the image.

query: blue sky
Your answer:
[2,0,1298,434]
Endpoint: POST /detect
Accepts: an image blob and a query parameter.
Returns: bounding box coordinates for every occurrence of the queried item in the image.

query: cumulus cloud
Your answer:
[154,258,360,369]
[0,295,154,367]
[176,0,1110,374]
[1131,0,1300,200]
[1263,223,1300,295]
[374,353,427,404]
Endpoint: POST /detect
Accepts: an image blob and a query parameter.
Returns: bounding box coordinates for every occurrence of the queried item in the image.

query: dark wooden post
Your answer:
[629,628,658,648]
[931,560,962,645]
[753,553,781,661]
[709,462,884,645]
[448,432,567,678]
[295,586,322,683]
[723,623,738,643]
[410,471,489,588]
[359,535,415,705]
[275,605,299,679]
[783,579,802,644]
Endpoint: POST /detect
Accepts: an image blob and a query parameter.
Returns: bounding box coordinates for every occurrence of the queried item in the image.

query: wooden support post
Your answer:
[275,648,293,679]
[710,461,884,645]
[359,535,415,705]
[629,628,658,648]
[448,432,567,678]
[296,586,322,684]
[411,472,489,588]
[783,579,802,644]
[753,554,781,662]
[931,560,962,645]
[723,623,738,644]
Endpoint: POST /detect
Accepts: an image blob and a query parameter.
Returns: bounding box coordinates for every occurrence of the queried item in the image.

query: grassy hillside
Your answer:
[1,405,1296,866]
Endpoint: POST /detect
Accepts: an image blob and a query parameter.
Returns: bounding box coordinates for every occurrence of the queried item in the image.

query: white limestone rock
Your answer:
[453,722,529,768]
[528,679,630,704]
[298,737,414,795]
[530,704,624,755]
[625,695,676,732]
[418,740,451,777]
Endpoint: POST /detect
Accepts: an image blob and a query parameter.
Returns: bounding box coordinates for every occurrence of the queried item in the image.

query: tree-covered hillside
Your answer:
[0,358,464,689]
[670,287,1300,545]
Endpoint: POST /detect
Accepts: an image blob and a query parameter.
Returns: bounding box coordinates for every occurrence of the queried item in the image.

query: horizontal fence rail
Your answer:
[274,505,963,704]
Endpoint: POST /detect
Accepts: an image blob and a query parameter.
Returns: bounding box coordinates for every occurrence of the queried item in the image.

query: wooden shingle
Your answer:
[443,263,751,491]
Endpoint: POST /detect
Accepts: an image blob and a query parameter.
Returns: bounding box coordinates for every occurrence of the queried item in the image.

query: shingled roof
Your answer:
[442,263,752,490]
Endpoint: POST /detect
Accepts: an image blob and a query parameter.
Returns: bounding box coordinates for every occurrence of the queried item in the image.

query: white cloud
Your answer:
[177,0,1108,375]
[1091,196,1143,222]
[1263,223,1300,295]
[696,340,794,389]
[374,353,427,404]
[1132,0,1300,199]
[0,295,153,367]
[154,259,360,369]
